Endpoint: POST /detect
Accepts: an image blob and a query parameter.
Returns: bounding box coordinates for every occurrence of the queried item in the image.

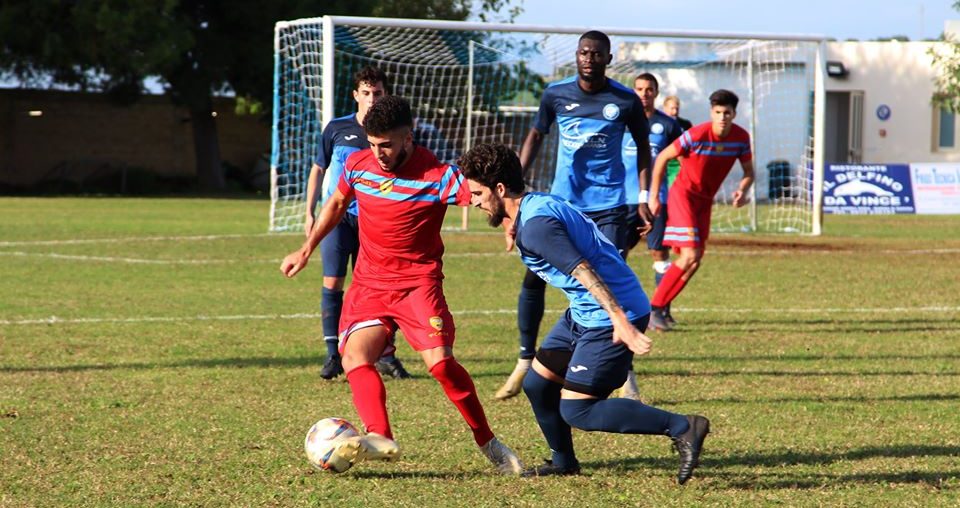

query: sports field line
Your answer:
[0,251,510,265]
[3,306,959,326]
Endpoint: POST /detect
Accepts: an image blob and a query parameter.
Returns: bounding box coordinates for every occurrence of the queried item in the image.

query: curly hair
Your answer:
[353,65,389,92]
[457,143,524,194]
[362,95,412,136]
[709,89,740,110]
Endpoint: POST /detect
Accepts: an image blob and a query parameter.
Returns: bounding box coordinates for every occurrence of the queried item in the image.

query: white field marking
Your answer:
[0,229,498,247]
[3,306,959,326]
[0,250,510,265]
[710,248,960,256]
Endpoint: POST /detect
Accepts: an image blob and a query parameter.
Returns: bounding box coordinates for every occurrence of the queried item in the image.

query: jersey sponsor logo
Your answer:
[534,270,552,283]
[344,134,359,140]
[355,177,379,188]
[602,103,620,121]
[650,122,664,134]
[570,365,588,373]
[559,121,609,150]
[564,103,580,111]
[379,179,394,194]
[623,136,637,155]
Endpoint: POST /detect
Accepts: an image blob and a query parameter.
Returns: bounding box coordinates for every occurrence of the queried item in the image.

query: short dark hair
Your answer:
[709,89,739,110]
[457,143,525,194]
[579,30,611,53]
[362,95,413,136]
[354,65,388,91]
[635,72,659,91]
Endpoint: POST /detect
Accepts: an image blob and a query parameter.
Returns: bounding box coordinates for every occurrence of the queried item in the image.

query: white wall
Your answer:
[825,41,960,164]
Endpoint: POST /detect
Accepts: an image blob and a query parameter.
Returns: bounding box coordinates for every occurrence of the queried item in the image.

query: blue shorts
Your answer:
[584,205,630,253]
[320,212,359,278]
[646,202,669,251]
[539,309,650,398]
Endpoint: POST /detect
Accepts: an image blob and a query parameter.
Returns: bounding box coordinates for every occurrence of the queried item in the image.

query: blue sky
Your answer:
[513,0,957,41]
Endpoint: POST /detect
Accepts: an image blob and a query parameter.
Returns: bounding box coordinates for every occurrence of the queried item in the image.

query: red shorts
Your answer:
[338,282,456,356]
[663,187,713,250]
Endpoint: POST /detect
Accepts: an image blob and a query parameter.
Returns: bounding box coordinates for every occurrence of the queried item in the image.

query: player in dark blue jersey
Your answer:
[305,66,410,380]
[496,30,651,400]
[624,74,684,335]
[459,143,709,484]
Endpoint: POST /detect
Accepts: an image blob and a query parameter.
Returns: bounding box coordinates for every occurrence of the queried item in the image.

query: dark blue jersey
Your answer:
[515,192,651,327]
[533,77,647,213]
[316,113,366,215]
[623,110,683,204]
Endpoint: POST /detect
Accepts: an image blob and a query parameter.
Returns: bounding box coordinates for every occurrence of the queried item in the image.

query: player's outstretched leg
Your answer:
[520,368,581,477]
[498,270,546,399]
[559,398,709,484]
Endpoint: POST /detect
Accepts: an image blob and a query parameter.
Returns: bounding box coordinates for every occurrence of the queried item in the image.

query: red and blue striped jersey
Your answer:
[337,145,470,288]
[671,122,753,199]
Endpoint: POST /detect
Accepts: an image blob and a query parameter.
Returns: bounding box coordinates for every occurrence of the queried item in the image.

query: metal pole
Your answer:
[321,16,335,130]
[748,42,758,232]
[461,40,475,231]
[812,41,827,235]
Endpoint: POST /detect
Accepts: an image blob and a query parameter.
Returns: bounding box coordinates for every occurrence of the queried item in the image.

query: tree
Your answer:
[931,1,960,113]
[0,0,519,191]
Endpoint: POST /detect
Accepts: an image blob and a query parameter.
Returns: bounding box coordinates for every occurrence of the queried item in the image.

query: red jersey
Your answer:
[337,145,470,289]
[671,123,752,199]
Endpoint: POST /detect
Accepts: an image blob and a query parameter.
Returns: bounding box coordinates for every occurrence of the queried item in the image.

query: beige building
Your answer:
[824,29,960,165]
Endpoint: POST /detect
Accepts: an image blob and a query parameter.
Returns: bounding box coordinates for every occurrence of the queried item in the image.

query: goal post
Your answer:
[270,16,827,235]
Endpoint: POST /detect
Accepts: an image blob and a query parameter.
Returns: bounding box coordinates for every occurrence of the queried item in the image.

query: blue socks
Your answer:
[321,287,343,358]
[560,398,690,437]
[517,271,546,360]
[522,369,578,469]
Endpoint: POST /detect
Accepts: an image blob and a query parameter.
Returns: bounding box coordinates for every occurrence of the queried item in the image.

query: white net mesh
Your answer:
[271,19,820,234]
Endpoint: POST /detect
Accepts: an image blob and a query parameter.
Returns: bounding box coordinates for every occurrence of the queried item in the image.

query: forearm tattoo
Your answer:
[571,262,623,316]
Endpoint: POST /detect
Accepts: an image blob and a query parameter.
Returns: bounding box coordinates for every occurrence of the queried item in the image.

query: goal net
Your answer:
[271,17,825,234]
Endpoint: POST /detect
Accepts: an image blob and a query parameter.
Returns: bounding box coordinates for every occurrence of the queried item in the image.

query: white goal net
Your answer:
[271,17,825,234]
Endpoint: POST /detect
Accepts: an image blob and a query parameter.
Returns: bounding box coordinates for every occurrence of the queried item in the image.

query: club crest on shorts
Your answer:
[379,179,394,194]
[428,316,444,331]
[602,103,620,120]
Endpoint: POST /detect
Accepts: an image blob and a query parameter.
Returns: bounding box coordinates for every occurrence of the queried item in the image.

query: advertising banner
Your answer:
[823,164,915,214]
[909,163,960,214]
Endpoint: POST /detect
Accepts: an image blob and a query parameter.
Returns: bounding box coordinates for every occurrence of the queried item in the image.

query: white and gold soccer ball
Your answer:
[304,417,360,473]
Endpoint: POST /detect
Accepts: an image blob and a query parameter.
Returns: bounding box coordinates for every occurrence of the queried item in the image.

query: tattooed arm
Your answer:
[570,261,653,356]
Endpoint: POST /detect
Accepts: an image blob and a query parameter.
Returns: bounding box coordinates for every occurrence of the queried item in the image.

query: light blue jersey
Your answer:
[316,113,366,216]
[533,77,647,213]
[622,109,683,204]
[514,192,651,328]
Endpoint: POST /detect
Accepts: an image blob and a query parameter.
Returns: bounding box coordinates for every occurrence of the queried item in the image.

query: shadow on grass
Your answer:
[653,393,960,405]
[347,470,487,480]
[584,444,960,488]
[676,317,960,335]
[650,353,960,363]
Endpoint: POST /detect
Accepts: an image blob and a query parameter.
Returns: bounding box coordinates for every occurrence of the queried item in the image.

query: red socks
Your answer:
[345,364,392,439]
[651,263,690,308]
[429,357,495,446]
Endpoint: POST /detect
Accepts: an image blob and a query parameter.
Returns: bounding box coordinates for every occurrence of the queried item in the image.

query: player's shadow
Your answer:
[346,470,489,480]
[681,317,960,335]
[584,444,960,488]
[650,352,960,363]
[633,367,960,378]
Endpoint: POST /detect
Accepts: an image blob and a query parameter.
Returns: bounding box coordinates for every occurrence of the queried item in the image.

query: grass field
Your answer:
[1,197,958,507]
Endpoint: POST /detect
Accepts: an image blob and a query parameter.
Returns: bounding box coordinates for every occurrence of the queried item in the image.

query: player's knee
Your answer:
[559,398,599,431]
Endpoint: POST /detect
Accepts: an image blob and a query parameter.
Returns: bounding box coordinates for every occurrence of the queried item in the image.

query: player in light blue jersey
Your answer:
[623,73,684,331]
[459,143,709,484]
[305,66,410,381]
[496,30,651,400]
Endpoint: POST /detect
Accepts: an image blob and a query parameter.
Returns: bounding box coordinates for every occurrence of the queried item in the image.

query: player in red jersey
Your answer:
[281,96,523,474]
[646,89,755,330]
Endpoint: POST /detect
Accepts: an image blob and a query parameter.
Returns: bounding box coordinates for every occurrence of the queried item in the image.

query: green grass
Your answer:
[1,198,958,507]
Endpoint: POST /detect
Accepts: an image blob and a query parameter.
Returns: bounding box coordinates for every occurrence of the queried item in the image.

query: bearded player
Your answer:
[647,89,755,330]
[282,96,523,474]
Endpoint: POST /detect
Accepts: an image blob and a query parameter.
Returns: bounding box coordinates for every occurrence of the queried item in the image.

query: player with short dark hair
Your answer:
[646,89,755,330]
[459,143,709,484]
[496,30,650,401]
[622,73,684,340]
[282,96,523,474]
[304,65,411,381]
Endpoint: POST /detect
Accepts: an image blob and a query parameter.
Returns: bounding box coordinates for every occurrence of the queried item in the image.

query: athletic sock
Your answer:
[429,357,495,446]
[653,260,671,288]
[321,287,344,358]
[559,398,690,437]
[345,364,392,439]
[522,369,578,469]
[650,264,689,308]
[518,273,546,360]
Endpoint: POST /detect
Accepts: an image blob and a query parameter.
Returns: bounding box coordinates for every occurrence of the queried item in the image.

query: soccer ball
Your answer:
[304,417,360,473]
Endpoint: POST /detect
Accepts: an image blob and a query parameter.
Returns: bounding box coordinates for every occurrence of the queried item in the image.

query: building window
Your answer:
[938,107,956,150]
